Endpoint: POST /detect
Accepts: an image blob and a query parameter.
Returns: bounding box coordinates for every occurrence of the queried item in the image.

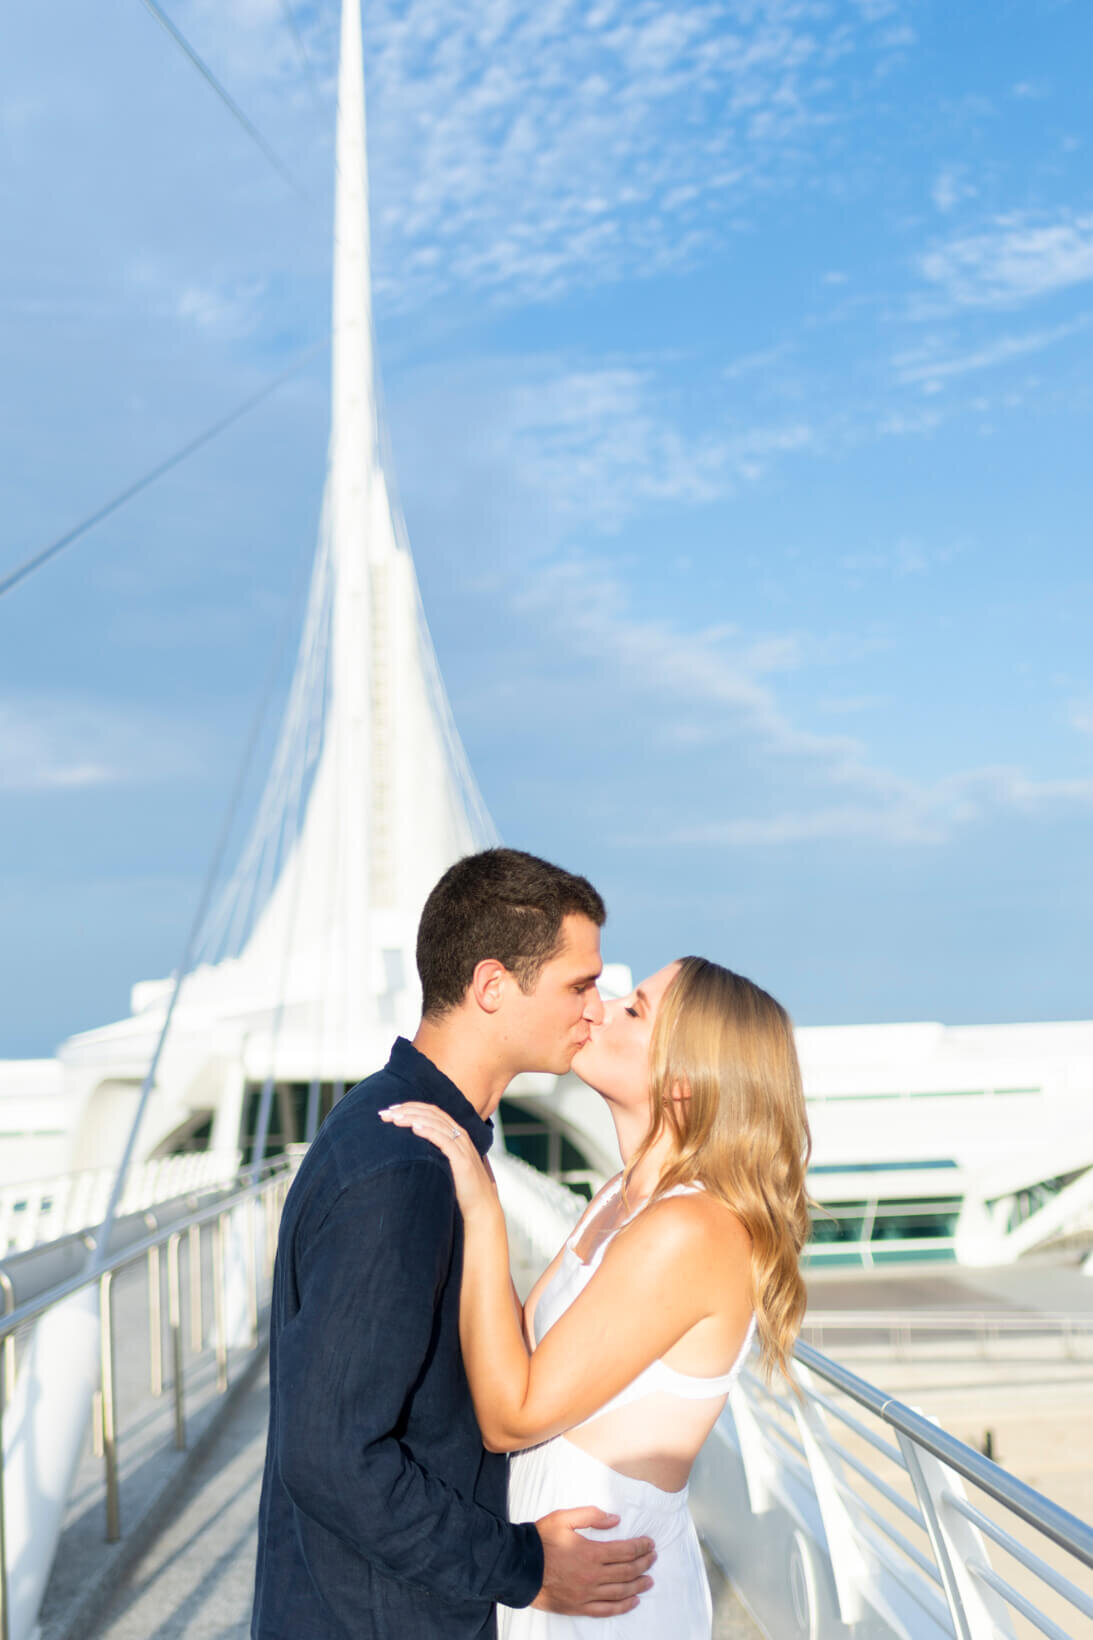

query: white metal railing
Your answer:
[693,1341,1093,1639]
[0,1159,293,1640]
[0,1153,242,1254]
[802,1310,1093,1361]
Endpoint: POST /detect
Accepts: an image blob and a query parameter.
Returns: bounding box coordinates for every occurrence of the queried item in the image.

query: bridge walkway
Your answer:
[79,1356,760,1640]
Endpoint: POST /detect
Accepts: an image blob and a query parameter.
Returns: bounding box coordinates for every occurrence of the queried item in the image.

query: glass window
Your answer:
[809,1203,868,1244]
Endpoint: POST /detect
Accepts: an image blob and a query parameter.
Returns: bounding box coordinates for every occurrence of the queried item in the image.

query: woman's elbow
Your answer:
[479,1411,550,1452]
[480,1419,523,1453]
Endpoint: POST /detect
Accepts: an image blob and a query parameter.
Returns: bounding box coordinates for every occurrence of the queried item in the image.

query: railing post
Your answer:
[897,1433,1016,1640]
[167,1233,186,1451]
[0,1273,14,1410]
[0,1342,10,1640]
[791,1365,870,1627]
[246,1197,259,1346]
[188,1221,203,1351]
[99,1271,121,1542]
[264,1186,277,1279]
[727,1380,778,1515]
[213,1213,228,1392]
[147,1221,162,1396]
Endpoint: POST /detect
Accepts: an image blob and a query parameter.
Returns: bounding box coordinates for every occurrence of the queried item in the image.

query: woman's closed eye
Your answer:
[624,1005,639,1018]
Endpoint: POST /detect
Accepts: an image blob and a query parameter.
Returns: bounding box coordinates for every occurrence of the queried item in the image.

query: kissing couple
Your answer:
[252,847,811,1638]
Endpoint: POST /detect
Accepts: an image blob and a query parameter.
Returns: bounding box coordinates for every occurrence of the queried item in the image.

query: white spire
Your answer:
[183,0,496,1075]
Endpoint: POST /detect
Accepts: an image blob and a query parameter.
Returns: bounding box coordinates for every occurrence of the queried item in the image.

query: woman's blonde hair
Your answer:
[626,957,812,1383]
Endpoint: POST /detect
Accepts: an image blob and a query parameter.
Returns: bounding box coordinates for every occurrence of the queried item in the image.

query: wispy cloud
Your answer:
[669,766,1093,849]
[511,554,1093,849]
[501,362,816,526]
[126,259,267,337]
[892,316,1088,387]
[0,698,202,793]
[251,0,914,304]
[920,210,1093,309]
[930,165,976,215]
[1069,700,1093,737]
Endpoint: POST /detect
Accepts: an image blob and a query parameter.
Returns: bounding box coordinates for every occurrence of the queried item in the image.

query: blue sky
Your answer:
[2,0,1091,1056]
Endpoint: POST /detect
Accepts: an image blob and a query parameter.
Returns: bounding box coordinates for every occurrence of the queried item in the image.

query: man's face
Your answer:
[500,913,604,1076]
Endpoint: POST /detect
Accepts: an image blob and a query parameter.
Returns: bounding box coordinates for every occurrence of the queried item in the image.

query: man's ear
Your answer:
[470,958,508,1014]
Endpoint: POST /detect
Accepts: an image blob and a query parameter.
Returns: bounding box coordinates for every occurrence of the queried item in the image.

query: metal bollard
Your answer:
[167,1233,186,1451]
[100,1271,121,1542]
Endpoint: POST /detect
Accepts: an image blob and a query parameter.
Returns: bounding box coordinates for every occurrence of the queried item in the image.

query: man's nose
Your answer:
[585,987,606,1025]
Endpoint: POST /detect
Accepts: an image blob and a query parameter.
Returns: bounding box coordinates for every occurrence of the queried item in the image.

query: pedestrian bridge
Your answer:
[2,1155,1091,1640]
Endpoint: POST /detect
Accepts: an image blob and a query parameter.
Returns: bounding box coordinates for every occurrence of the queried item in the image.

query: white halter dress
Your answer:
[499,1181,756,1639]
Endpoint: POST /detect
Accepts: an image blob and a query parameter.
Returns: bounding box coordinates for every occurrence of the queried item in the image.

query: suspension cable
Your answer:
[278,0,329,115]
[86,514,320,1267]
[0,342,325,601]
[136,0,307,198]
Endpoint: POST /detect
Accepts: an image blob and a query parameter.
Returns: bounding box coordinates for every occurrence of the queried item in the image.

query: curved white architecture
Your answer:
[4,0,493,1186]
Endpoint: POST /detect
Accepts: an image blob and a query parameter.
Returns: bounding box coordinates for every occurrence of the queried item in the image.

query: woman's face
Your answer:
[570,960,681,1109]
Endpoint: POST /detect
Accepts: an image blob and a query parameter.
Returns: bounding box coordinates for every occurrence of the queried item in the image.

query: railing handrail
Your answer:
[793,1339,1093,1569]
[0,1160,291,1342]
[803,1308,1093,1332]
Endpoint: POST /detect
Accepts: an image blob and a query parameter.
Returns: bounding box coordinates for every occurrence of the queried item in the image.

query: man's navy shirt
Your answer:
[252,1038,544,1639]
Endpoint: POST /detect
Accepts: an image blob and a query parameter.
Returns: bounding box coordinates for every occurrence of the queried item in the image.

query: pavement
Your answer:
[36,1230,267,1640]
[82,1355,762,1640]
[84,1358,269,1640]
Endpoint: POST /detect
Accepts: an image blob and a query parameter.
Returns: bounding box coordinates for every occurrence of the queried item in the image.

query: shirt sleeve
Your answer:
[274,1159,544,1609]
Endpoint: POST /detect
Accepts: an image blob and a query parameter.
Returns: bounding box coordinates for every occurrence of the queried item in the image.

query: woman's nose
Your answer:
[584,987,606,1024]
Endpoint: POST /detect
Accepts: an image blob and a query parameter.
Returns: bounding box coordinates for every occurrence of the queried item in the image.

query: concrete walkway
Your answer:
[84,1357,760,1640]
[87,1359,268,1640]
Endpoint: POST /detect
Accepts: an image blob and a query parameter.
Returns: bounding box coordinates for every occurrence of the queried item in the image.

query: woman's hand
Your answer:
[378,1103,500,1224]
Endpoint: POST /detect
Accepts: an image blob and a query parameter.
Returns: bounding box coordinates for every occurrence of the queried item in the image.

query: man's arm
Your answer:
[275,1160,542,1609]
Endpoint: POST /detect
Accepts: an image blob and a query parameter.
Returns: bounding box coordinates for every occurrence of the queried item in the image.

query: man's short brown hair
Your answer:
[416,848,606,1017]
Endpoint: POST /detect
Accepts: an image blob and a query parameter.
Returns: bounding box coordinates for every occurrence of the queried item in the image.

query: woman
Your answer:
[381,957,811,1636]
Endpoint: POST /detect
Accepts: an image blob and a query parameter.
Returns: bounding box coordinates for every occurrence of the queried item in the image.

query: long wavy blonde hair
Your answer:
[625,957,812,1383]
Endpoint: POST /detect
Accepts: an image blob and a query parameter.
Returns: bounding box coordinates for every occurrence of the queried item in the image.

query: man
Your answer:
[252,848,656,1639]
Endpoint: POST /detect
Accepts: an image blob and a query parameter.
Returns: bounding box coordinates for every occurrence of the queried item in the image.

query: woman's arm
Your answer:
[462,1191,728,1450]
[379,1102,746,1452]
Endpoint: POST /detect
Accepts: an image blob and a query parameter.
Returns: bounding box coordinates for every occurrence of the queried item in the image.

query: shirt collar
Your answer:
[386,1036,495,1157]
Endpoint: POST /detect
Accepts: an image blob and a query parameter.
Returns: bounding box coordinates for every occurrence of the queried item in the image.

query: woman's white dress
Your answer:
[499,1182,756,1640]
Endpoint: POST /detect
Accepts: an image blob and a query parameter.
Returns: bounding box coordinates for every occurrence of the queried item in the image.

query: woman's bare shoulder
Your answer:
[617,1187,751,1272]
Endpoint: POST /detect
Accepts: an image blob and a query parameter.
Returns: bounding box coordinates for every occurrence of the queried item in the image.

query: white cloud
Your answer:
[502,362,816,526]
[931,165,975,215]
[670,769,1093,848]
[0,698,201,793]
[1069,700,1093,737]
[200,0,915,304]
[509,554,1093,850]
[893,317,1087,387]
[839,539,931,577]
[920,211,1093,308]
[125,259,267,336]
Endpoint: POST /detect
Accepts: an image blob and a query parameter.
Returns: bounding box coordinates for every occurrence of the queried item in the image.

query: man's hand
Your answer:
[533,1507,656,1617]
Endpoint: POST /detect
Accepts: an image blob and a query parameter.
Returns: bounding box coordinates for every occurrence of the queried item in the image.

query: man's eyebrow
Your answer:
[575,968,603,986]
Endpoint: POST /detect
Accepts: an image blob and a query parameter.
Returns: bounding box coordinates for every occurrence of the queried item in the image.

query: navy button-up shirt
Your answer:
[252,1038,544,1639]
